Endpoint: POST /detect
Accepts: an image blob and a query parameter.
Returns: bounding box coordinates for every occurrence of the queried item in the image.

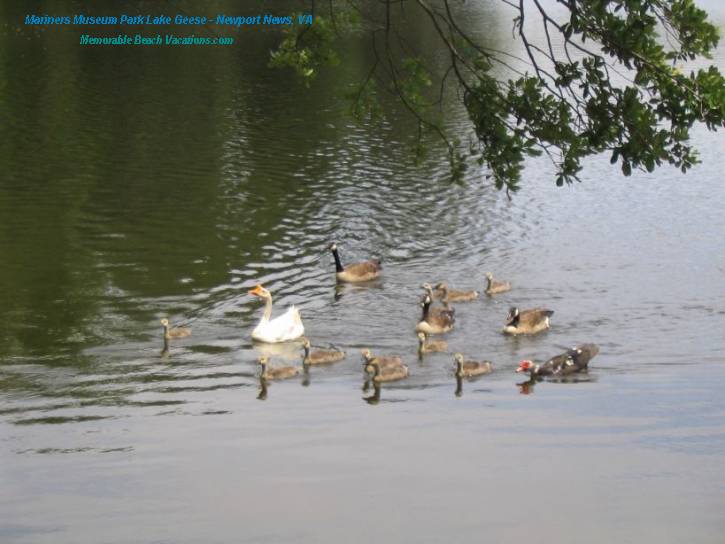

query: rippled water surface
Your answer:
[1,1,725,542]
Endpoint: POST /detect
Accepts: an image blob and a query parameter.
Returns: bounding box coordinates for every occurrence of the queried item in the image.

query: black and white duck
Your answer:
[515,344,600,377]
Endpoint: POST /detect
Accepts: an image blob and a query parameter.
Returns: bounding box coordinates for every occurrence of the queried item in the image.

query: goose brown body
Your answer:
[417,332,447,354]
[258,355,299,380]
[454,353,493,378]
[434,282,479,302]
[485,272,512,295]
[502,307,554,335]
[160,318,191,340]
[416,294,455,335]
[361,349,404,374]
[301,338,345,365]
[421,282,445,301]
[329,243,381,283]
[420,283,455,316]
[371,362,409,383]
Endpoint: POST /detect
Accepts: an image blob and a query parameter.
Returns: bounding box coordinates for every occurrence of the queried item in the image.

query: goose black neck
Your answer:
[331,247,344,273]
[422,299,431,319]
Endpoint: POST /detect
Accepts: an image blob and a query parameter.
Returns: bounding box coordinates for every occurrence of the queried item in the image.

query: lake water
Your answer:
[1,1,724,542]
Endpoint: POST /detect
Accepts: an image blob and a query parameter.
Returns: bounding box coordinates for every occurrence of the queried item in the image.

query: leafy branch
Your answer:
[270,0,725,192]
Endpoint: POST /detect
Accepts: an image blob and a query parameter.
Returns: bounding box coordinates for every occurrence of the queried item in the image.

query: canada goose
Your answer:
[421,282,445,301]
[371,361,409,383]
[248,284,304,343]
[417,332,447,355]
[485,272,511,295]
[329,242,381,283]
[416,294,455,335]
[301,338,345,365]
[454,353,493,378]
[434,282,479,302]
[361,349,404,374]
[258,355,299,380]
[420,283,455,315]
[160,318,191,340]
[516,344,599,377]
[502,307,554,335]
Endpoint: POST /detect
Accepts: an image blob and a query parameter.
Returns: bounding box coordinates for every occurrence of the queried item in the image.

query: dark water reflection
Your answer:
[1,0,725,542]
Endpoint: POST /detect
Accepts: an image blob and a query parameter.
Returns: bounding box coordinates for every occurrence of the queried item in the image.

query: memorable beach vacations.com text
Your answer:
[23,13,314,46]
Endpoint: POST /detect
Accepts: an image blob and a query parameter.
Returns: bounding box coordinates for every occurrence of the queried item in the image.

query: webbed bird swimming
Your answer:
[248,284,304,343]
[417,332,447,355]
[421,282,445,301]
[370,361,409,383]
[484,272,511,295]
[361,349,404,375]
[502,306,553,335]
[434,282,479,302]
[258,355,300,380]
[329,242,381,283]
[421,283,455,315]
[301,338,345,366]
[516,344,599,377]
[454,353,493,378]
[416,294,455,335]
[160,318,191,340]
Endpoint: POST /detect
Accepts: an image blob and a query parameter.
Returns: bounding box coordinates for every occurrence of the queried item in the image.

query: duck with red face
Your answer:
[515,344,599,377]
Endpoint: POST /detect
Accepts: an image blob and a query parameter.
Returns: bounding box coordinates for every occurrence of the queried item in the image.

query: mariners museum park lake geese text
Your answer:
[24,14,313,27]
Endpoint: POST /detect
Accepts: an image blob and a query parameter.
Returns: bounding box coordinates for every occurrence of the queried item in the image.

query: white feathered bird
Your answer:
[248,284,304,343]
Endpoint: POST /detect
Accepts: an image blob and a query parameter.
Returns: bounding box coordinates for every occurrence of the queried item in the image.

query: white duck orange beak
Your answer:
[248,284,265,297]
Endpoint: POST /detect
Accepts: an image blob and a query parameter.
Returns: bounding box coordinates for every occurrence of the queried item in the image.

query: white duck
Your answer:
[248,284,304,343]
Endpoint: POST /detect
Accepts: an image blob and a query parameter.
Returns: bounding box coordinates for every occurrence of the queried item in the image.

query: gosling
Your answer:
[434,282,479,302]
[454,353,493,378]
[361,349,404,375]
[160,318,191,340]
[371,361,409,383]
[301,338,345,366]
[417,332,447,355]
[258,355,299,380]
[485,272,511,295]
